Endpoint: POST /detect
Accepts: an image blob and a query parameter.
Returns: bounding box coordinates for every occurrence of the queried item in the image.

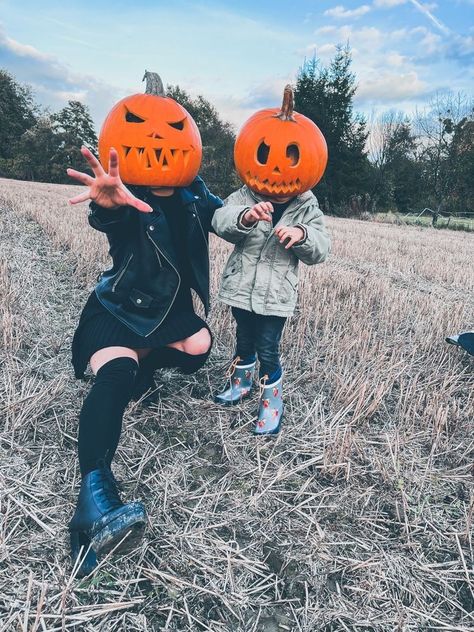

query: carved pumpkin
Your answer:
[234,85,327,198]
[98,71,202,187]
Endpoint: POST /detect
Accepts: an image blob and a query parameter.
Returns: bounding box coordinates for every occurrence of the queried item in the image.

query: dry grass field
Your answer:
[0,176,473,631]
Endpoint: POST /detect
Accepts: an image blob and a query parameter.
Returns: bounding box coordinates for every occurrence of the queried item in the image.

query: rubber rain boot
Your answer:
[214,357,256,406]
[254,373,284,435]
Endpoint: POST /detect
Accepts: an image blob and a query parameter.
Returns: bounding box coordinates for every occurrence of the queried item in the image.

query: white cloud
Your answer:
[357,71,427,101]
[373,0,407,6]
[302,42,337,60]
[0,25,125,128]
[324,4,371,18]
[386,52,406,66]
[315,24,386,50]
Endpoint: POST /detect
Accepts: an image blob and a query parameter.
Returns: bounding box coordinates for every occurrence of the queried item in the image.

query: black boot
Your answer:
[70,530,98,578]
[69,465,147,576]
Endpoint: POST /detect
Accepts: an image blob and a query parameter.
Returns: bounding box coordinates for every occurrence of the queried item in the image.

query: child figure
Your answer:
[212,85,330,435]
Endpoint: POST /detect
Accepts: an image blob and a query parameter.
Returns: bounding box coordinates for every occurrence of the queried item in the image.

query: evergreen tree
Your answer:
[51,100,98,181]
[0,69,37,173]
[167,85,239,197]
[13,116,59,182]
[11,100,97,184]
[384,122,423,212]
[294,46,372,213]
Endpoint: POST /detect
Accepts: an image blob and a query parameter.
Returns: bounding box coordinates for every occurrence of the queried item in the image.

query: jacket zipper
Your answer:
[192,204,210,308]
[146,232,181,335]
[154,245,163,268]
[112,253,133,292]
[193,204,209,252]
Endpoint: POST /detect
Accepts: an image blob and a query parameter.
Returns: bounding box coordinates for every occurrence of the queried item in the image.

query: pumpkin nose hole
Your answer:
[257,141,270,165]
[272,166,281,174]
[286,144,300,166]
[147,132,164,139]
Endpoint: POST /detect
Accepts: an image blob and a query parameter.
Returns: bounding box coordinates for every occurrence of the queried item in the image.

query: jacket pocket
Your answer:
[221,254,243,292]
[129,288,154,309]
[277,268,298,304]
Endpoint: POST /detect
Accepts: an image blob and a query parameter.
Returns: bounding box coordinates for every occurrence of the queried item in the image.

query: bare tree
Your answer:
[367,110,416,209]
[414,91,474,221]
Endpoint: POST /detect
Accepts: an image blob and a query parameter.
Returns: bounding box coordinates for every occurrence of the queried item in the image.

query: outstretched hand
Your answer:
[67,147,152,213]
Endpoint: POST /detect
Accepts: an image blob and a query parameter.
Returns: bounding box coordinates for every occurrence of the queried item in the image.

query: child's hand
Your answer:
[274,225,305,249]
[67,147,153,213]
[241,202,273,226]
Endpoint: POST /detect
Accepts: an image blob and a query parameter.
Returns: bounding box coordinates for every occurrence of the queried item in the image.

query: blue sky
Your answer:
[0,0,473,131]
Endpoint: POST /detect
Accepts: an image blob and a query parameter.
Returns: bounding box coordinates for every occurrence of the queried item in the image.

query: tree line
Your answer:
[1,49,473,216]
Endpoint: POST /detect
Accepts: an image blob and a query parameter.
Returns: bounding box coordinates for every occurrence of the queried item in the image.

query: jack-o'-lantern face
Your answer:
[234,85,327,198]
[98,72,202,187]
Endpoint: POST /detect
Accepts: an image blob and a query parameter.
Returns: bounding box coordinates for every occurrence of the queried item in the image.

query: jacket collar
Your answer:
[130,177,203,207]
[244,185,315,212]
[178,186,200,206]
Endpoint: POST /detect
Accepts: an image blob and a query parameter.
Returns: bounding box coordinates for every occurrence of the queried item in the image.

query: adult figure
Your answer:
[67,143,221,576]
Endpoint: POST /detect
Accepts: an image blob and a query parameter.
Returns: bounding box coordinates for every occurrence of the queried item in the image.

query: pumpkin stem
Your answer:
[274,84,296,121]
[142,70,165,96]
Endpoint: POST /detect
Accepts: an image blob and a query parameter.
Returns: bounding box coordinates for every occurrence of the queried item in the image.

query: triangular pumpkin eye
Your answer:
[125,108,146,123]
[168,118,186,131]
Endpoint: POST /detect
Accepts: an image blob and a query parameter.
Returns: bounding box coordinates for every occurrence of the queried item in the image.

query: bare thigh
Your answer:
[89,346,152,375]
[89,327,211,375]
[167,328,211,355]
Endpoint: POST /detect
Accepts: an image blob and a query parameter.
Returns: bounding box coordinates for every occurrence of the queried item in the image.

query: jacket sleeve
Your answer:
[211,189,255,244]
[88,201,132,234]
[197,182,224,234]
[291,203,331,266]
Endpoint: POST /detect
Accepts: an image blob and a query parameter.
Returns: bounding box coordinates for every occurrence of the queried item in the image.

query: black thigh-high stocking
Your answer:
[132,341,213,401]
[78,357,138,477]
[153,346,212,374]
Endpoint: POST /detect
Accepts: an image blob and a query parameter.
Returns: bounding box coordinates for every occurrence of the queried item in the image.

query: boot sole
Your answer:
[90,503,147,558]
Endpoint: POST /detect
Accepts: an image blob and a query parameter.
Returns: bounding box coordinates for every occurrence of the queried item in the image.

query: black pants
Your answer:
[232,307,286,378]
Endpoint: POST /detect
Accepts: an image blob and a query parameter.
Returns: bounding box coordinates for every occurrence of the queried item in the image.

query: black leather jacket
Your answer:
[90,177,222,336]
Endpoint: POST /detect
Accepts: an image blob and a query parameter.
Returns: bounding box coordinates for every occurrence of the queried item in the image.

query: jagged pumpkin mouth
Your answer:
[121,145,193,171]
[245,172,302,195]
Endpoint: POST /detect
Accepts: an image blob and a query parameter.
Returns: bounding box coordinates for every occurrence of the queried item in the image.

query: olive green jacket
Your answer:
[211,186,330,317]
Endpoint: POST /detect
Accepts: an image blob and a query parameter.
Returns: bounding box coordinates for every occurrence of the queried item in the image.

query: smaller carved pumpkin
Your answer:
[234,85,327,198]
[98,71,202,187]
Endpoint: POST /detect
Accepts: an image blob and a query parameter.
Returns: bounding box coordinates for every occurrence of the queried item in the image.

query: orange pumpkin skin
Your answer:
[234,87,327,198]
[99,77,202,187]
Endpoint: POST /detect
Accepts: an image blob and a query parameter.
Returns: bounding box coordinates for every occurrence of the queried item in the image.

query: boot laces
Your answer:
[259,374,269,399]
[100,467,123,508]
[225,356,241,380]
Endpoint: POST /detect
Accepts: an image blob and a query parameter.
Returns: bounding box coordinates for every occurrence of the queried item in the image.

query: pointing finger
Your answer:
[81,146,105,177]
[67,168,94,186]
[127,195,153,213]
[108,147,120,178]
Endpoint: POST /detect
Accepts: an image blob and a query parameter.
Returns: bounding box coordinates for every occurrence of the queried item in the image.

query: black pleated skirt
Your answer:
[71,290,207,379]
